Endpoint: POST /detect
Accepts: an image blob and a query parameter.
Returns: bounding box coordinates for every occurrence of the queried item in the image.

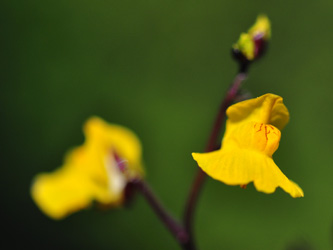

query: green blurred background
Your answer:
[2,0,333,249]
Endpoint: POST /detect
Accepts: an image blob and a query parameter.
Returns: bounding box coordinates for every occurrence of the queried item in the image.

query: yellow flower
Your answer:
[192,94,304,198]
[31,117,144,219]
[233,15,271,61]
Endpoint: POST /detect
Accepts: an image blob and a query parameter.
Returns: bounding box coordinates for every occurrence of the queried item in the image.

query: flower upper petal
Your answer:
[84,117,143,177]
[226,93,289,131]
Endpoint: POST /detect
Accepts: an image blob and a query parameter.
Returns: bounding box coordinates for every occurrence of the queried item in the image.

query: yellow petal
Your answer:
[225,93,289,131]
[248,15,271,40]
[32,168,106,220]
[192,149,303,198]
[223,121,281,157]
[233,33,255,60]
[31,147,122,219]
[84,117,144,177]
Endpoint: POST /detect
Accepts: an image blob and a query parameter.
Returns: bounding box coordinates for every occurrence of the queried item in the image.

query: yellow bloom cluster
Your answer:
[31,117,144,219]
[193,94,303,198]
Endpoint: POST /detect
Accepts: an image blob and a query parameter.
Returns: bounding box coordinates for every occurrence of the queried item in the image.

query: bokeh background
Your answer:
[2,0,333,249]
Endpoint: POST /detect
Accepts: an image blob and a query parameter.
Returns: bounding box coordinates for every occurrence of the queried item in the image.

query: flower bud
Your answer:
[232,15,271,67]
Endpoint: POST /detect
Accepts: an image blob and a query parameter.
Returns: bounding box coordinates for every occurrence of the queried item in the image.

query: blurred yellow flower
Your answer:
[31,117,144,219]
[233,15,271,60]
[192,94,304,198]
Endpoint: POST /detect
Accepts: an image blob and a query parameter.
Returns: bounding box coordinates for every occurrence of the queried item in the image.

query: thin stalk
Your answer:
[183,72,247,247]
[132,179,193,249]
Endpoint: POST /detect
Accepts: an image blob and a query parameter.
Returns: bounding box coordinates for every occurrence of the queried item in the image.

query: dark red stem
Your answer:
[132,179,194,249]
[131,73,246,250]
[183,72,247,247]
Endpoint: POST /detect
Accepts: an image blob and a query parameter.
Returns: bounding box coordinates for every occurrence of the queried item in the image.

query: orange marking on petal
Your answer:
[256,123,263,132]
[264,126,268,141]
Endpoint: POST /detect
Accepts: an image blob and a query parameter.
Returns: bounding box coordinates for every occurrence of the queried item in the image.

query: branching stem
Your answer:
[133,179,193,249]
[133,72,247,250]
